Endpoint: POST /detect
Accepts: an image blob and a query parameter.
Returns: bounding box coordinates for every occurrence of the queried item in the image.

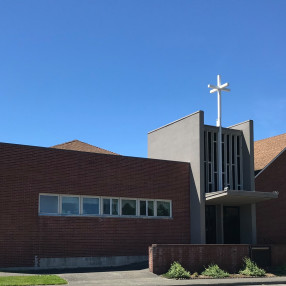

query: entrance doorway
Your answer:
[223,206,240,244]
[205,205,216,244]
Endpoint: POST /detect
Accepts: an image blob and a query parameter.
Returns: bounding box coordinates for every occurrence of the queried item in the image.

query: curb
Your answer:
[164,277,286,286]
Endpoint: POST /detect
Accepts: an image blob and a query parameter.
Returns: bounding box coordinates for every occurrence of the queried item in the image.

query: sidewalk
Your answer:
[1,265,286,286]
[58,268,286,286]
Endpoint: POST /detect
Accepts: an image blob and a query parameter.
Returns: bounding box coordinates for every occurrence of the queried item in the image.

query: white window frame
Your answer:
[156,199,172,218]
[39,193,60,215]
[101,197,120,216]
[120,197,137,216]
[60,194,81,216]
[139,199,156,217]
[81,195,100,216]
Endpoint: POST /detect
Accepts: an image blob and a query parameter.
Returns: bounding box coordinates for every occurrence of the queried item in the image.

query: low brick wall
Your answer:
[149,244,249,274]
[271,245,286,266]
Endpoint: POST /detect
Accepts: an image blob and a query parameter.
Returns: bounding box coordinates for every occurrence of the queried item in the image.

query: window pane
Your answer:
[122,199,136,215]
[140,201,146,216]
[83,197,99,215]
[103,198,110,215]
[148,201,154,216]
[112,199,119,215]
[40,195,58,214]
[157,201,170,217]
[62,196,79,215]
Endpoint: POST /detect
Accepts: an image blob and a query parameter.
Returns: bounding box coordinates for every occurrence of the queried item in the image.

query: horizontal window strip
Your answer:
[39,194,172,219]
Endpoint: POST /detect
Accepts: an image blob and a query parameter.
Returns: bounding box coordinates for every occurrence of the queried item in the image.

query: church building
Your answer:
[0,108,278,269]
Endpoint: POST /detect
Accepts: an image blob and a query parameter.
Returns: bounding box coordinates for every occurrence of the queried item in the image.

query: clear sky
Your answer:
[0,0,285,157]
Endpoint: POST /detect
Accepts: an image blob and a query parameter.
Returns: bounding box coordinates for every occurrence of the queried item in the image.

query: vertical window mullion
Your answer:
[155,200,158,217]
[59,195,62,215]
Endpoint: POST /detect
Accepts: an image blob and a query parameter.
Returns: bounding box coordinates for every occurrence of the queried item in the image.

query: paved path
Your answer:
[58,268,286,286]
[1,264,286,286]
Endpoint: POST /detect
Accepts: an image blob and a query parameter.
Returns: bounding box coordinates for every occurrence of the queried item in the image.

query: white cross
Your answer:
[208,75,231,191]
[208,75,230,127]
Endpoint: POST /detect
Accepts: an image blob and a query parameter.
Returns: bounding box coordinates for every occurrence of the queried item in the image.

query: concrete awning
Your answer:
[205,190,278,205]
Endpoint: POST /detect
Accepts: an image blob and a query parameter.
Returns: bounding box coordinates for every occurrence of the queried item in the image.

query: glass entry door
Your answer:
[223,206,240,244]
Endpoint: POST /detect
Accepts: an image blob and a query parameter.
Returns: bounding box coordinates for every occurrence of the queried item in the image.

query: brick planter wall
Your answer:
[149,244,250,274]
[149,244,286,275]
[271,245,286,266]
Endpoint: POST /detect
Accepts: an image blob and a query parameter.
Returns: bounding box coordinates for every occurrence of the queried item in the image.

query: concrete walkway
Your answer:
[58,268,286,286]
[1,263,286,286]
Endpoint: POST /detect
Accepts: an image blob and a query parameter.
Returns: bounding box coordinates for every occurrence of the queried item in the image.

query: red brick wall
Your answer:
[0,143,191,268]
[271,245,286,266]
[256,150,286,244]
[149,244,250,274]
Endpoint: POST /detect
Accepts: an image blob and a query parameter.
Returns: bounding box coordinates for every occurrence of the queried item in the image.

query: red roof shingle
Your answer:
[51,140,118,155]
[254,133,286,171]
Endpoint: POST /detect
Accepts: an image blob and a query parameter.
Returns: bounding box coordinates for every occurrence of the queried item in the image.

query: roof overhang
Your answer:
[205,190,278,206]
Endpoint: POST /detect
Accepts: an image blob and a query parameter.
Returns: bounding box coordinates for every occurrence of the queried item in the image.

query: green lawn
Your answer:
[0,275,67,286]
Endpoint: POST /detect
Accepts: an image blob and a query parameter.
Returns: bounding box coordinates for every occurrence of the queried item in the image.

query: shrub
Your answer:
[239,257,266,277]
[201,264,230,278]
[164,261,191,279]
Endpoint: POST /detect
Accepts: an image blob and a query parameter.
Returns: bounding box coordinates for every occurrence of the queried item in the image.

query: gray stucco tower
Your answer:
[148,111,277,244]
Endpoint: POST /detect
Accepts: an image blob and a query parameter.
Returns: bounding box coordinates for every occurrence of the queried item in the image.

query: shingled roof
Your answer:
[254,133,286,171]
[51,140,118,155]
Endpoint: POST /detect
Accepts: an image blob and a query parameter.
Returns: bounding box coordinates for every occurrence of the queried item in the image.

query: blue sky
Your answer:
[0,0,285,157]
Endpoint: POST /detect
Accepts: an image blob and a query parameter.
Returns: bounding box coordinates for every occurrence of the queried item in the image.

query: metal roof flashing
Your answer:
[148,110,203,134]
[205,190,278,206]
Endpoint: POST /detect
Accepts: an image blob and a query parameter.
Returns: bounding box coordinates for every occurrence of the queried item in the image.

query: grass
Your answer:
[201,264,230,278]
[239,258,266,277]
[0,275,67,286]
[163,262,191,279]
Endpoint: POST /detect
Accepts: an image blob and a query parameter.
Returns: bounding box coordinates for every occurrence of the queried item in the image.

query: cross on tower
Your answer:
[208,75,231,191]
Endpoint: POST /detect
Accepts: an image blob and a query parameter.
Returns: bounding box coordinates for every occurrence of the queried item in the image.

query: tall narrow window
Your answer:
[140,200,146,216]
[103,198,110,215]
[148,201,154,216]
[214,141,217,172]
[208,132,212,161]
[112,199,119,215]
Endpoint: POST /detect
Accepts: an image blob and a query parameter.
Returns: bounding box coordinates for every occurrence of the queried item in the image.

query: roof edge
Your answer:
[148,110,203,134]
[0,141,190,165]
[228,119,253,129]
